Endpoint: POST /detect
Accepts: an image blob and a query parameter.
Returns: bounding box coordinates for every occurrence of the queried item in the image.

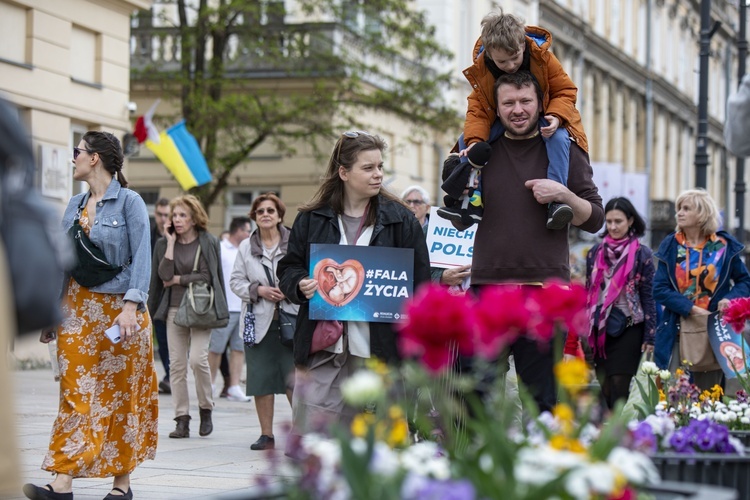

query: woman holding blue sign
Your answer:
[653,189,750,391]
[278,131,431,442]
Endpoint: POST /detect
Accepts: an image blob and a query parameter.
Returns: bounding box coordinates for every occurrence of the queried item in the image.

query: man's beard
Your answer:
[500,112,539,138]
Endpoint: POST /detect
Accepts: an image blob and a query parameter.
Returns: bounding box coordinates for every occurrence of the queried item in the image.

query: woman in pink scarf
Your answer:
[569,197,656,409]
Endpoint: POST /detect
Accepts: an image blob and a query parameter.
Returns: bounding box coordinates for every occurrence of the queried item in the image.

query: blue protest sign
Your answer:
[708,312,750,379]
[309,244,414,323]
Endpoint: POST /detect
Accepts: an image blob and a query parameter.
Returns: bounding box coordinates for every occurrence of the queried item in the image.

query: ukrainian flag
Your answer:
[145,121,212,191]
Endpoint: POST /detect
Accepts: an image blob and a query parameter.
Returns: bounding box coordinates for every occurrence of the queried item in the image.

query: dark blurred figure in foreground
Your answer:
[0,96,67,496]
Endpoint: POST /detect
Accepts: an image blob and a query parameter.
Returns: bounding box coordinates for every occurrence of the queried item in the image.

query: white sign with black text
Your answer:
[425,207,475,269]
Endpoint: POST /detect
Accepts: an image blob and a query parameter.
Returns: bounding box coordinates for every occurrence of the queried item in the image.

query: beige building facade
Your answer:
[542,0,742,242]
[0,0,151,212]
[420,0,744,242]
[3,0,744,238]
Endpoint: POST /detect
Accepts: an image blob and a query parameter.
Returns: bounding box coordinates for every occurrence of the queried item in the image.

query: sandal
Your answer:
[22,483,73,500]
[102,487,133,500]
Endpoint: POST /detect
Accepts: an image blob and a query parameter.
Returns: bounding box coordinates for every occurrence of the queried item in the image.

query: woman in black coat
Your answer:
[277,131,430,441]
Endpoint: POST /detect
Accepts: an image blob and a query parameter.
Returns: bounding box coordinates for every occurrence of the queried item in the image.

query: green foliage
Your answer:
[132,0,460,209]
[633,372,660,420]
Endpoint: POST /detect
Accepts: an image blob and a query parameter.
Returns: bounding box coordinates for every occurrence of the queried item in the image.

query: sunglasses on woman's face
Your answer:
[256,207,276,215]
[335,130,372,165]
[73,147,93,160]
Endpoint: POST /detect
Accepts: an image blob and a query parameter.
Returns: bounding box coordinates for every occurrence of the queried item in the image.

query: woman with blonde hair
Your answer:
[277,131,431,445]
[149,195,228,439]
[654,189,750,390]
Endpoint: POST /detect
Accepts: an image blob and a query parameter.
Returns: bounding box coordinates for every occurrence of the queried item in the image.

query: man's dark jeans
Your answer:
[154,319,169,379]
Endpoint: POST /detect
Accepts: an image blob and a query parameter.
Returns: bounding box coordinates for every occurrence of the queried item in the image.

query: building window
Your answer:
[226,188,279,230]
[135,189,161,207]
[70,26,99,85]
[0,2,28,65]
[71,126,88,195]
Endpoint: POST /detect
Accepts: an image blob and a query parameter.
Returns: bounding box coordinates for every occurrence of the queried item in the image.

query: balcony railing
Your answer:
[131,22,350,77]
[130,20,427,84]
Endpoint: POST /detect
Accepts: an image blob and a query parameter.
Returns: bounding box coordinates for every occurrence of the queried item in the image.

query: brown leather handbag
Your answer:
[679,314,720,371]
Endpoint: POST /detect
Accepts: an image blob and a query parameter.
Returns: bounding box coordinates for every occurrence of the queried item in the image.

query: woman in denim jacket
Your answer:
[653,189,750,391]
[24,132,156,500]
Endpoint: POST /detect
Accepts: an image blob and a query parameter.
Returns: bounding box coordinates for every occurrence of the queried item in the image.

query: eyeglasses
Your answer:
[256,207,276,215]
[404,199,426,206]
[73,147,94,160]
[334,130,371,165]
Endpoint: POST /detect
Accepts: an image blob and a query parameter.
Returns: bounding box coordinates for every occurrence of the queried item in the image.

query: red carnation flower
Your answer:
[722,297,750,333]
[399,284,476,373]
[526,281,588,342]
[472,285,530,359]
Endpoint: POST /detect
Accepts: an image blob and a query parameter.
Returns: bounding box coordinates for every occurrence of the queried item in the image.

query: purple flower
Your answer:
[402,476,475,500]
[631,422,658,453]
[669,428,695,454]
[695,429,718,451]
[736,390,749,404]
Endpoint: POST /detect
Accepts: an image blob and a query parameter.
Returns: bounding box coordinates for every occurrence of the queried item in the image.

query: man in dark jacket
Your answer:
[150,198,172,393]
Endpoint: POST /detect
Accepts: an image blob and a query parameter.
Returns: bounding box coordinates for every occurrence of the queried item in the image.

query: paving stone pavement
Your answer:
[9,366,295,500]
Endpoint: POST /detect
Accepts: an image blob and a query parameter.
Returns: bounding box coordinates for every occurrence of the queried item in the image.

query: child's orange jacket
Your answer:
[461,26,588,153]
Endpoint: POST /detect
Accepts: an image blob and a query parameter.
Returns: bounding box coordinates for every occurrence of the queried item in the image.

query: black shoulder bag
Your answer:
[263,264,295,347]
[68,195,123,288]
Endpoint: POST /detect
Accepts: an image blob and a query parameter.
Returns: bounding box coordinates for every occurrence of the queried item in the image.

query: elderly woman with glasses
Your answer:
[230,193,299,451]
[401,185,471,289]
[278,131,431,446]
[24,132,157,500]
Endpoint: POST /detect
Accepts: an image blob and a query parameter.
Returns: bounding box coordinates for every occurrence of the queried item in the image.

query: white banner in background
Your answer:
[591,162,649,227]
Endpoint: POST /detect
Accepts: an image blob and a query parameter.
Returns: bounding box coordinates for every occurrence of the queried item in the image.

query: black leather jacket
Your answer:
[278,195,431,366]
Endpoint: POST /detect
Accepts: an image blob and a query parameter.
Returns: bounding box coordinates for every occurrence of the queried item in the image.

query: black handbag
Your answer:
[606,307,633,338]
[278,308,296,347]
[68,196,123,288]
[263,264,296,347]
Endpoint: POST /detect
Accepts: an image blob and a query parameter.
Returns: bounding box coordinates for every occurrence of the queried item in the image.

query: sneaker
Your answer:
[226,385,252,402]
[436,204,482,230]
[158,378,171,394]
[547,202,574,230]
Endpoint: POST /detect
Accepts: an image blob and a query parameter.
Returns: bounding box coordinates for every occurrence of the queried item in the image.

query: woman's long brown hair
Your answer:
[300,132,401,226]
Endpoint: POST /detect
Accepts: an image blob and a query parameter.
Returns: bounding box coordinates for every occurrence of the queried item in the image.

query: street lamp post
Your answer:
[695,0,721,189]
[735,1,747,244]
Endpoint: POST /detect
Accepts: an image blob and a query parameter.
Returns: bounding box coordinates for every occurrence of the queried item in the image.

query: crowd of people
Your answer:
[14,6,750,500]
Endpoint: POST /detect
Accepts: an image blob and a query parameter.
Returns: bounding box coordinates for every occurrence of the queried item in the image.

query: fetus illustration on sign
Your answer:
[720,341,747,374]
[314,258,365,306]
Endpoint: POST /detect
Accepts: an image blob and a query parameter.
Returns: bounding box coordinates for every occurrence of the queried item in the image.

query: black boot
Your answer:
[199,408,213,437]
[169,415,190,438]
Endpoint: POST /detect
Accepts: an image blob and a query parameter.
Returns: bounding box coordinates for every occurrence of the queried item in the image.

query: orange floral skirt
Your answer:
[42,279,158,478]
